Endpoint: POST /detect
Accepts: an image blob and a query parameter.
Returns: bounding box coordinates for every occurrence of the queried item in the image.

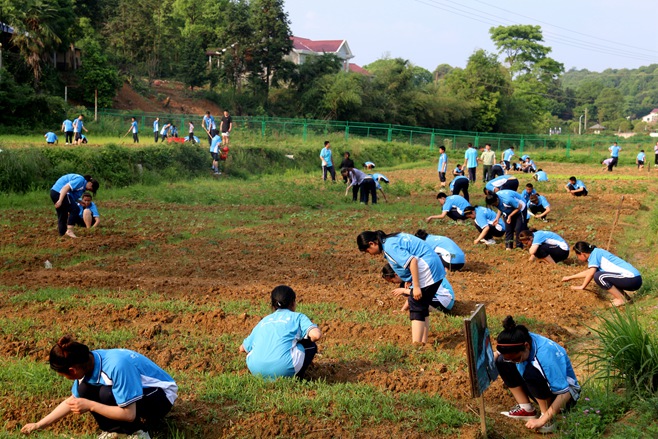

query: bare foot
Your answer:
[611,298,626,307]
[65,230,78,239]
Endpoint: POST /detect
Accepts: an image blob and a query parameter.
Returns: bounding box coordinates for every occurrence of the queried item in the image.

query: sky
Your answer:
[284,0,658,73]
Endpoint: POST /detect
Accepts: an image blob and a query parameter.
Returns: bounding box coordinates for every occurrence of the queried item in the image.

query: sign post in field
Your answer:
[464,304,498,439]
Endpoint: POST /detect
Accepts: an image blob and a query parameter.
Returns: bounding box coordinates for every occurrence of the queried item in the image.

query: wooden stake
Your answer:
[478,395,488,439]
[606,195,625,251]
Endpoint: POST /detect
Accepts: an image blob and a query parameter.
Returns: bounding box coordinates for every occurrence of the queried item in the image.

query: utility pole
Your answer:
[584,108,588,134]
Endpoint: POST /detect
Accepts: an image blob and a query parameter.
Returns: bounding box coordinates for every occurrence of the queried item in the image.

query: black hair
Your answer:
[485,143,491,147]
[485,193,499,206]
[343,151,350,157]
[357,230,398,252]
[83,175,99,195]
[381,263,396,279]
[529,193,539,203]
[518,229,536,241]
[271,285,296,310]
[569,176,577,182]
[341,167,352,178]
[467,143,473,147]
[496,316,532,354]
[81,192,93,200]
[439,146,445,152]
[574,241,596,255]
[49,335,91,373]
[537,168,543,172]
[324,141,330,146]
[414,229,429,240]
[526,183,534,189]
[463,206,475,216]
[436,192,447,200]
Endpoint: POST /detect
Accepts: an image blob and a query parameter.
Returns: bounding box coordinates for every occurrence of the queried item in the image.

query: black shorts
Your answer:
[74,132,82,141]
[210,152,219,161]
[439,172,446,183]
[72,213,98,228]
[535,244,569,263]
[409,279,443,321]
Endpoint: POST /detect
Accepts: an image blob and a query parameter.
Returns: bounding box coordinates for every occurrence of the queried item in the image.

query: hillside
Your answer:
[111,81,223,115]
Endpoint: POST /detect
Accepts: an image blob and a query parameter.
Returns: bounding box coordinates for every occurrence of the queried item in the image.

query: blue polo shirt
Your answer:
[453,167,464,176]
[485,175,514,193]
[442,195,471,215]
[570,180,586,190]
[609,145,621,158]
[51,174,88,200]
[63,119,74,131]
[529,195,550,210]
[243,309,317,379]
[153,120,159,132]
[588,248,640,277]
[434,277,455,310]
[503,148,515,161]
[73,119,84,133]
[210,135,222,153]
[382,233,445,287]
[521,155,529,161]
[372,173,389,190]
[320,147,333,167]
[131,121,138,133]
[72,350,178,407]
[424,234,465,265]
[473,206,505,231]
[516,334,580,400]
[438,153,448,173]
[532,231,568,251]
[522,188,537,202]
[449,176,469,191]
[78,201,100,218]
[45,132,58,143]
[464,148,478,168]
[637,152,645,161]
[534,171,548,181]
[496,190,525,214]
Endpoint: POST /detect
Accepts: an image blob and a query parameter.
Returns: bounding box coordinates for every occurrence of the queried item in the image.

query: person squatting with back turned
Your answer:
[381,263,454,314]
[495,316,580,434]
[357,230,446,344]
[240,285,322,380]
[21,335,177,439]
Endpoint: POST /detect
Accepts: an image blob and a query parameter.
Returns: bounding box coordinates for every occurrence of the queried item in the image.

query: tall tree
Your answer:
[489,24,551,78]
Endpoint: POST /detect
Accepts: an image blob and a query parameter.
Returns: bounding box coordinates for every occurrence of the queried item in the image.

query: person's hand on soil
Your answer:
[570,285,585,290]
[21,423,39,434]
[391,288,409,297]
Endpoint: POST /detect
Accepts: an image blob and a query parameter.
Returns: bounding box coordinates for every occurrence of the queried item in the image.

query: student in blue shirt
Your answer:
[61,118,74,144]
[608,141,621,171]
[453,164,465,176]
[152,117,159,142]
[519,229,569,264]
[562,241,642,307]
[358,230,446,343]
[528,194,551,222]
[533,169,549,182]
[210,133,222,174]
[489,163,505,179]
[463,206,505,245]
[343,167,377,204]
[320,141,336,182]
[484,175,519,195]
[636,150,645,170]
[372,172,389,202]
[381,263,454,314]
[522,183,537,202]
[202,111,215,145]
[501,146,515,170]
[486,190,528,250]
[21,335,177,438]
[495,316,580,434]
[437,146,448,188]
[160,122,172,143]
[50,174,99,238]
[71,193,101,229]
[44,131,58,144]
[415,229,465,271]
[427,193,471,222]
[72,114,88,145]
[125,117,139,143]
[565,176,588,196]
[240,285,322,379]
[449,175,470,202]
[463,143,479,183]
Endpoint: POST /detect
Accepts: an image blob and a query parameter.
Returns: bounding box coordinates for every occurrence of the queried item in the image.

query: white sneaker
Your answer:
[97,432,119,439]
[484,239,496,245]
[537,421,555,434]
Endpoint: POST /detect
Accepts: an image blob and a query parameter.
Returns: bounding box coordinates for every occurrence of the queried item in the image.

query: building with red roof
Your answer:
[286,36,356,72]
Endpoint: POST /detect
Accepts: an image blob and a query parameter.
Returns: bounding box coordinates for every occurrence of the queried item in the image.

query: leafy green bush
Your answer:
[588,306,658,397]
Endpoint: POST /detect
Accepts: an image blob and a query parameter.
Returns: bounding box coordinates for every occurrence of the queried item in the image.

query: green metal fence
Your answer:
[95,109,653,157]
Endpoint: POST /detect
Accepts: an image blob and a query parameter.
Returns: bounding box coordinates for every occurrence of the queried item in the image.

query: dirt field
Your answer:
[0,161,653,438]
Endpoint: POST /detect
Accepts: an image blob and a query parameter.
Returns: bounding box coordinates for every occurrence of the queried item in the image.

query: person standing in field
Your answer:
[437,145,448,189]
[159,122,171,143]
[495,316,580,434]
[125,117,139,143]
[479,143,497,182]
[202,111,215,146]
[61,118,74,145]
[320,141,336,182]
[220,110,233,146]
[501,146,515,171]
[463,143,478,183]
[210,132,222,175]
[240,285,322,380]
[340,151,355,183]
[152,118,159,143]
[636,150,645,171]
[73,115,88,145]
[562,241,642,307]
[188,121,195,143]
[50,174,99,238]
[608,141,621,171]
[21,335,177,439]
[358,230,446,344]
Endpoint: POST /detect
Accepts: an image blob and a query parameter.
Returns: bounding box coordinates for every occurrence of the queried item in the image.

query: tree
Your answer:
[489,24,551,78]
[248,0,292,101]
[76,35,121,107]
[595,88,625,122]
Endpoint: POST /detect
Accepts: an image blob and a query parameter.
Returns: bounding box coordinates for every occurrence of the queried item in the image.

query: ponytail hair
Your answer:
[271,285,296,310]
[357,230,388,252]
[518,229,535,241]
[574,241,596,255]
[49,335,90,373]
[496,316,532,354]
[83,175,99,195]
[485,193,499,206]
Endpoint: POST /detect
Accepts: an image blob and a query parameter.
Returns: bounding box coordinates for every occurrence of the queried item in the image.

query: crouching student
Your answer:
[519,229,569,264]
[382,263,454,314]
[495,316,580,434]
[415,229,465,271]
[464,206,505,246]
[565,177,588,196]
[240,285,322,379]
[72,192,100,229]
[21,336,177,439]
[527,194,551,222]
[485,190,528,250]
[358,230,445,344]
[426,192,471,222]
[562,241,642,307]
